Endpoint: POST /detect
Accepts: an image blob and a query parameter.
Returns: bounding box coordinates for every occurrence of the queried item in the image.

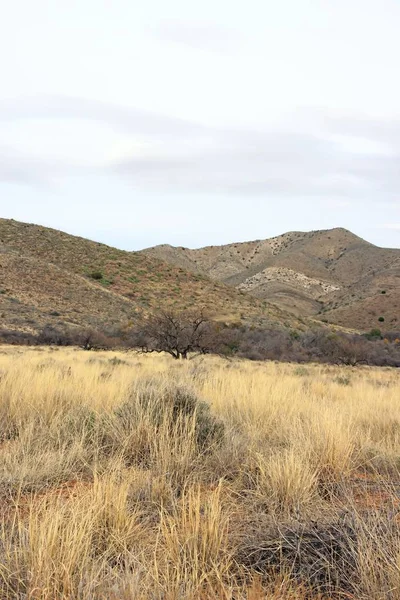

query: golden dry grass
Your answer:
[0,346,399,598]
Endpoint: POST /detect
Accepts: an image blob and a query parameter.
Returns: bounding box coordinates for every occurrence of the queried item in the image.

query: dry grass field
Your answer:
[0,347,399,599]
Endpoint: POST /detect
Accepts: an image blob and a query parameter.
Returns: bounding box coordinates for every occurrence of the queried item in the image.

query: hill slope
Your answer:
[0,219,304,335]
[142,228,400,331]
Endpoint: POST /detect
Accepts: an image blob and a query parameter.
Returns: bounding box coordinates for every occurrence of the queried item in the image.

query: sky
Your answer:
[1,0,400,250]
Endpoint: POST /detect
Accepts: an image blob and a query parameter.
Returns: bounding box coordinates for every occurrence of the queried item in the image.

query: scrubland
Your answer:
[0,346,399,599]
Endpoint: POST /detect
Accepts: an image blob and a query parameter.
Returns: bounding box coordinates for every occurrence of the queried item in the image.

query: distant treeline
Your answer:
[1,320,400,368]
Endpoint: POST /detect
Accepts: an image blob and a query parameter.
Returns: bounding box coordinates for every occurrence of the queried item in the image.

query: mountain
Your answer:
[142,228,400,331]
[0,219,305,336]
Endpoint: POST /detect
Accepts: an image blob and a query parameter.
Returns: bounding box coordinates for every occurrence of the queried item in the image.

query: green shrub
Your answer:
[370,328,381,337]
[89,271,103,280]
[363,328,382,340]
[378,316,385,323]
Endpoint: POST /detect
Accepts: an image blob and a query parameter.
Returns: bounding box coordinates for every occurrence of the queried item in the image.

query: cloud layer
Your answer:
[1,95,399,207]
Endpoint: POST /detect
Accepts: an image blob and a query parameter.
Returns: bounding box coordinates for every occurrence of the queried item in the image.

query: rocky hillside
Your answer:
[142,228,400,331]
[0,219,305,335]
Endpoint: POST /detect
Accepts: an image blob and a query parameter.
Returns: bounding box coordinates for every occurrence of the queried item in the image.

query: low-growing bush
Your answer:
[0,329,37,345]
[115,382,225,452]
[89,271,103,280]
[334,375,352,386]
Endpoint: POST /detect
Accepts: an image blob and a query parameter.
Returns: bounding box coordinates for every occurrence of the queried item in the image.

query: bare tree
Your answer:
[133,309,215,359]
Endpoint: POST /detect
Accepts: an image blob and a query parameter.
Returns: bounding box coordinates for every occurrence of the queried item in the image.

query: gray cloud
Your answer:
[0,145,64,186]
[110,124,400,199]
[321,113,400,148]
[0,141,96,187]
[1,96,400,203]
[0,95,206,138]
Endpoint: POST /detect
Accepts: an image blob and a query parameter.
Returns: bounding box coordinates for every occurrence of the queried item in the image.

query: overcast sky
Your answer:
[1,0,400,249]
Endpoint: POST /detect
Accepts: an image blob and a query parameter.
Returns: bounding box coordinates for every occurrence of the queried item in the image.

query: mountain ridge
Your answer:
[0,218,306,336]
[142,227,400,330]
[2,218,398,335]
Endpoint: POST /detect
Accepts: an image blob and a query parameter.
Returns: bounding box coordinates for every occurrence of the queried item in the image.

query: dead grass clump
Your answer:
[254,449,319,515]
[115,381,225,452]
[237,513,359,597]
[157,483,233,598]
[237,504,400,600]
[305,416,358,494]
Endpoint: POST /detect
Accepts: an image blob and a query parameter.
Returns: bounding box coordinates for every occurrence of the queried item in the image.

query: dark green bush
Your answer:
[89,271,103,280]
[370,328,381,337]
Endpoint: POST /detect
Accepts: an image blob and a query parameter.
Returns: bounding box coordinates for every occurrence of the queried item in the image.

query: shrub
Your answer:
[115,382,225,451]
[378,317,385,323]
[108,356,128,367]
[0,329,37,345]
[294,366,308,377]
[89,271,103,280]
[37,325,71,346]
[364,328,382,340]
[334,375,352,386]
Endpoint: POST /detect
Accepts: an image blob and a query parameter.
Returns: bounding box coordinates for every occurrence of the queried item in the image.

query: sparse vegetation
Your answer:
[2,218,289,335]
[3,318,400,367]
[0,347,399,598]
[143,227,400,332]
[3,218,399,335]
